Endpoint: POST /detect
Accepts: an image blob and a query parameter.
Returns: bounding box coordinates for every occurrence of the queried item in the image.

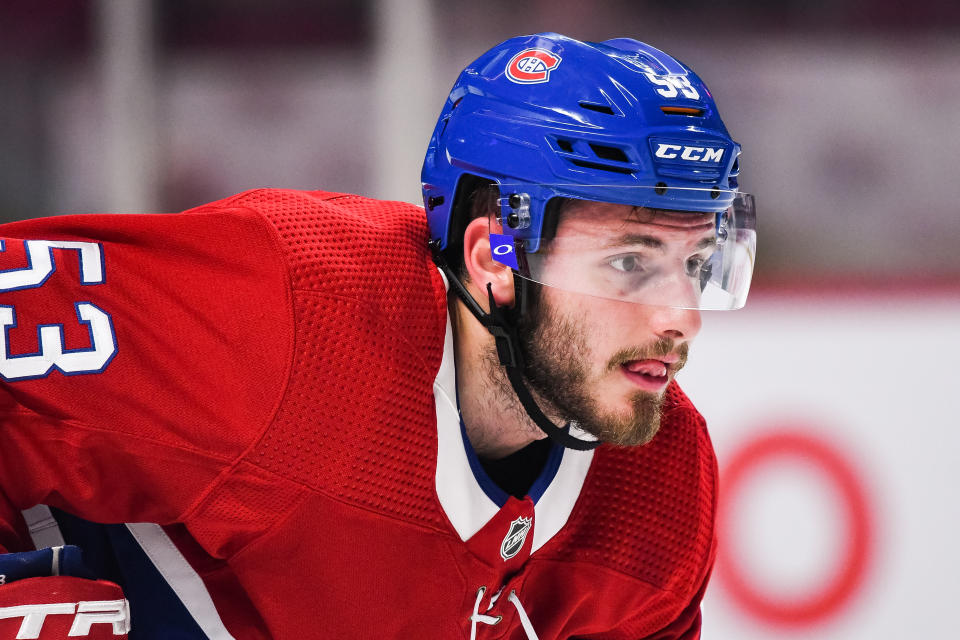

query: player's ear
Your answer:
[462,215,515,310]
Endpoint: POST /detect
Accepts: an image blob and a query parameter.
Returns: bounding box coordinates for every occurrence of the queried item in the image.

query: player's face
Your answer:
[516,203,709,445]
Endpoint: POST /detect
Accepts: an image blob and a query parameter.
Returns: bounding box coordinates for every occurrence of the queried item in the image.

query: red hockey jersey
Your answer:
[0,189,717,639]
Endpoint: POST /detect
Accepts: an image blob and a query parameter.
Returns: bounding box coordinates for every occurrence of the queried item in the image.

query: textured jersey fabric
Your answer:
[0,189,717,639]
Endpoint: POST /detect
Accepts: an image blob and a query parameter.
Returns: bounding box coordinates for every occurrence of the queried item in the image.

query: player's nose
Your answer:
[641,272,703,341]
[646,303,702,342]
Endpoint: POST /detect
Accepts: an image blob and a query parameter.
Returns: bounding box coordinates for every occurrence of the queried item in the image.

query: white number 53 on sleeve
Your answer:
[0,240,117,381]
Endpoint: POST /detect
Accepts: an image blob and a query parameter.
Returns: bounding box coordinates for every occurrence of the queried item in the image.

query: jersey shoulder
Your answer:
[197,190,452,531]
[0,197,293,455]
[209,187,448,371]
[206,189,440,292]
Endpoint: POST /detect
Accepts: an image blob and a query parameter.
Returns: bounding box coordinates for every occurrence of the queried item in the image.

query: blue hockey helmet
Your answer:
[422,33,756,310]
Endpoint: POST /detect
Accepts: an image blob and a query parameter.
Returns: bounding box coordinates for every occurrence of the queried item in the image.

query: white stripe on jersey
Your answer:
[126,523,236,640]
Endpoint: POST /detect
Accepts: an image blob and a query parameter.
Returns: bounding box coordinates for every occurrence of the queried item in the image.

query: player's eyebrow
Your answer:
[605,233,717,252]
[695,235,718,251]
[606,233,664,250]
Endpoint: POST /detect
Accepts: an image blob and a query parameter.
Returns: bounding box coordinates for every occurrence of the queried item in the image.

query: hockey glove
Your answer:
[0,546,130,639]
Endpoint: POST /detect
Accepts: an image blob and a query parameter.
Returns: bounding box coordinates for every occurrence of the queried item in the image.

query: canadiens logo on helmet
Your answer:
[505,49,562,84]
[500,516,533,560]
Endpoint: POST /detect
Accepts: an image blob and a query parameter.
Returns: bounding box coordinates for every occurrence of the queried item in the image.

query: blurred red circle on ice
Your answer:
[717,429,873,626]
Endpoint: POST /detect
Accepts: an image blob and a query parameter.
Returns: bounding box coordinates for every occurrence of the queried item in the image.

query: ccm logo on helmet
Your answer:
[655,144,724,163]
[0,599,131,637]
[506,49,562,84]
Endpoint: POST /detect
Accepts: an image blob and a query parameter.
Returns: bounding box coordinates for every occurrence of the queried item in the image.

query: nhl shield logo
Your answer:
[499,516,533,561]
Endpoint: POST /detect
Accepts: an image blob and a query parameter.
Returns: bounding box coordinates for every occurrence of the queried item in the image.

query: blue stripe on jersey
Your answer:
[453,363,566,506]
[458,416,510,507]
[457,416,565,507]
[527,441,565,503]
[50,507,208,640]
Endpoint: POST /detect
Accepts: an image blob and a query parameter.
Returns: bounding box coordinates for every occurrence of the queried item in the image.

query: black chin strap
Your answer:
[430,241,601,451]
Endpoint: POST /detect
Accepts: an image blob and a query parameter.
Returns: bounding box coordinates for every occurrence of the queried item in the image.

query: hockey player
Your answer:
[0,33,755,639]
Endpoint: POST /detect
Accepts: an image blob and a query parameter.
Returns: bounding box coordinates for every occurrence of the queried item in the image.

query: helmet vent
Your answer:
[570,159,634,175]
[588,144,630,163]
[660,106,705,116]
[578,101,616,115]
[556,139,575,153]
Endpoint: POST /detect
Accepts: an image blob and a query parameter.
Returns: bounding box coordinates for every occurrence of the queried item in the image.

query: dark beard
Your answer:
[513,283,676,447]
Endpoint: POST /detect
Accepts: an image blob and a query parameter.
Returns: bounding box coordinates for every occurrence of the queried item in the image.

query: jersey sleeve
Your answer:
[0,204,293,544]
[642,553,714,639]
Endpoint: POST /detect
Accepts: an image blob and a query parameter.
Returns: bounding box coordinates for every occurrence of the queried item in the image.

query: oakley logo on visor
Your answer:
[506,49,562,84]
[490,234,519,270]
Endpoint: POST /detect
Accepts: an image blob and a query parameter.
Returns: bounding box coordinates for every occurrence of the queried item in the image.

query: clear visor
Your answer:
[489,187,756,311]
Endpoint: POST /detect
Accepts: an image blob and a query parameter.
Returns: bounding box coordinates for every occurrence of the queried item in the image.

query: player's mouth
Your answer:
[619,356,679,393]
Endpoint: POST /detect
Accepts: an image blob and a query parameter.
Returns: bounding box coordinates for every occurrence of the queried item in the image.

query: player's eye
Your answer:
[607,254,645,273]
[685,256,706,278]
[686,255,716,291]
